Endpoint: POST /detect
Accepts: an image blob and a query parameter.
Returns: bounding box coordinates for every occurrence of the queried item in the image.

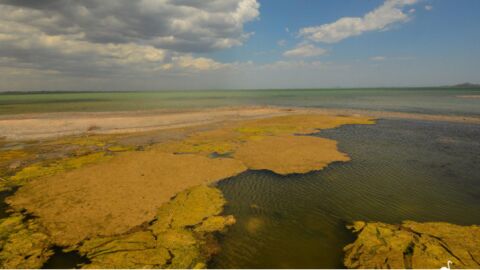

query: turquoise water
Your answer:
[1,88,479,116]
[212,119,480,268]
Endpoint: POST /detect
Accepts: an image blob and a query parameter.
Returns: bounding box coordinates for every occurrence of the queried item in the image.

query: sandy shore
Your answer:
[0,106,479,141]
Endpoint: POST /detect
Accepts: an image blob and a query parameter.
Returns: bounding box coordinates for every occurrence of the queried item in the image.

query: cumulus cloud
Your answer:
[283,44,327,58]
[0,0,260,79]
[371,56,386,61]
[299,0,418,43]
[425,5,433,11]
[0,0,259,52]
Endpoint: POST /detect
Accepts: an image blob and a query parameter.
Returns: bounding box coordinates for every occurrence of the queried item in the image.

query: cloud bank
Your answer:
[299,0,418,43]
[0,0,260,78]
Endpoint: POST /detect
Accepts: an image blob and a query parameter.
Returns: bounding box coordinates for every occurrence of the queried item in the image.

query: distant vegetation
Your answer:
[451,82,480,88]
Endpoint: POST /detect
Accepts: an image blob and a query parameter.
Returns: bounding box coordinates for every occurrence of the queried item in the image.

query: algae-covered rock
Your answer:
[0,215,53,269]
[77,185,235,269]
[343,221,480,269]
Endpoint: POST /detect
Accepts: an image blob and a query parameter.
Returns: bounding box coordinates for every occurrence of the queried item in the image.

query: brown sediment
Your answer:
[343,221,480,269]
[4,113,374,266]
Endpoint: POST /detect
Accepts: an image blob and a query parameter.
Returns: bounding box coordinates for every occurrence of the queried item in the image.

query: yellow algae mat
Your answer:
[4,114,374,267]
[344,221,480,269]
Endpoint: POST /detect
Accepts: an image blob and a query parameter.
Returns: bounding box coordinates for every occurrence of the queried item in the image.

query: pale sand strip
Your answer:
[0,106,479,141]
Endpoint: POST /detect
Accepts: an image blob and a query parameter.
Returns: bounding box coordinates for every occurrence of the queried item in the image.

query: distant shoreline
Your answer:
[1,85,480,95]
[457,95,480,99]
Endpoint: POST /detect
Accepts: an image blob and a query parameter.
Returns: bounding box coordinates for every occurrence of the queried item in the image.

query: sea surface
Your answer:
[212,119,480,268]
[1,88,479,116]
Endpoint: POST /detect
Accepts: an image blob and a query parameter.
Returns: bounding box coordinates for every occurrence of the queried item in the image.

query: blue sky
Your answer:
[214,0,479,69]
[0,0,479,91]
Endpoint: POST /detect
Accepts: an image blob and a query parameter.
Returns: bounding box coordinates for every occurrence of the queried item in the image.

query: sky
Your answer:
[0,0,479,91]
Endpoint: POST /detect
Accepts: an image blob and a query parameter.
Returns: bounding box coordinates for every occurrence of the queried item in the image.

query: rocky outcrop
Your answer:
[344,221,480,269]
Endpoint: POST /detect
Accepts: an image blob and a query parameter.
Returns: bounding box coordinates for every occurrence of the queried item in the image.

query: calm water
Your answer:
[1,88,480,116]
[212,119,480,268]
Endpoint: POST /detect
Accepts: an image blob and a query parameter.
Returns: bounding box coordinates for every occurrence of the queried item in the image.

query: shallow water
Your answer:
[1,88,480,116]
[42,247,89,269]
[212,119,480,268]
[0,188,16,219]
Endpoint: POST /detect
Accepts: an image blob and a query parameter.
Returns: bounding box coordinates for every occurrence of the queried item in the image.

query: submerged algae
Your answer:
[343,221,480,269]
[77,185,235,269]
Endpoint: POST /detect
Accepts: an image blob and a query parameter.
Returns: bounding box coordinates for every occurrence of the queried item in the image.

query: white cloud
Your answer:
[299,0,418,43]
[170,55,228,71]
[283,44,327,58]
[409,8,416,13]
[425,5,433,11]
[277,40,287,47]
[371,56,386,61]
[0,0,260,78]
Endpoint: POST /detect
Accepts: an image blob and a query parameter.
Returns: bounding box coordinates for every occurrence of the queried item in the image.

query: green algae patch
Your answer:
[8,152,111,185]
[343,221,480,269]
[0,150,28,163]
[0,149,31,191]
[152,185,226,230]
[156,114,373,174]
[8,152,246,246]
[235,114,375,138]
[155,128,241,156]
[76,185,235,269]
[234,135,350,175]
[107,145,136,152]
[194,216,236,233]
[0,214,53,268]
